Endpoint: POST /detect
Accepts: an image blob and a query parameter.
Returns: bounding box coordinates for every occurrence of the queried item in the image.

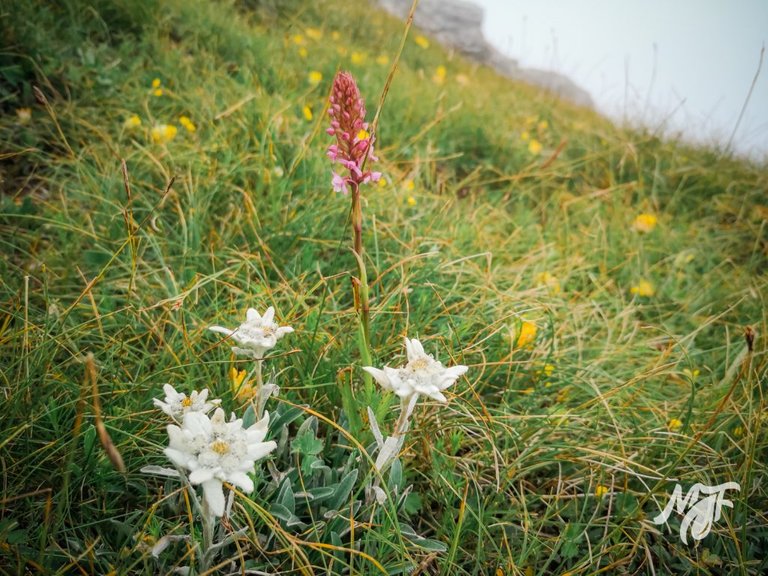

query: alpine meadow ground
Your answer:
[1,0,767,574]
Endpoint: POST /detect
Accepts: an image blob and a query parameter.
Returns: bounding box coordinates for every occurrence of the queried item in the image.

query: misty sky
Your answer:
[474,0,768,159]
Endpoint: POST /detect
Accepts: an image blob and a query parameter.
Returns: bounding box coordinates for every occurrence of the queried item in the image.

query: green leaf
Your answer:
[388,458,402,491]
[328,469,358,511]
[242,403,256,428]
[277,478,295,514]
[292,429,323,456]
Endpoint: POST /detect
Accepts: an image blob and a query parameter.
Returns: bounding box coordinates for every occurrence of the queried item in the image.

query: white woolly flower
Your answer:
[363,338,468,404]
[164,408,277,517]
[209,306,293,359]
[153,384,220,421]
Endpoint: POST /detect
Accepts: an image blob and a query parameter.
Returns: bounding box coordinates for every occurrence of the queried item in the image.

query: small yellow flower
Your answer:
[298,46,308,58]
[528,139,543,155]
[534,271,561,294]
[404,179,415,191]
[668,418,683,431]
[432,65,447,84]
[414,35,430,49]
[595,485,609,497]
[178,115,196,133]
[151,78,161,89]
[376,54,390,66]
[733,426,744,437]
[536,363,555,378]
[291,34,305,45]
[302,105,313,121]
[682,368,700,380]
[308,70,323,85]
[378,177,387,188]
[150,123,177,144]
[16,107,32,124]
[123,114,141,129]
[306,27,323,40]
[630,280,655,297]
[633,213,658,233]
[537,120,549,131]
[520,130,530,141]
[153,88,164,97]
[350,51,366,65]
[230,366,253,400]
[356,128,370,141]
[516,321,537,348]
[555,387,570,403]
[406,196,417,206]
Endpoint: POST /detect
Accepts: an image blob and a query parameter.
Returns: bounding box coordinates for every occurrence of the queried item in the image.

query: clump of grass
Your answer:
[1,0,766,573]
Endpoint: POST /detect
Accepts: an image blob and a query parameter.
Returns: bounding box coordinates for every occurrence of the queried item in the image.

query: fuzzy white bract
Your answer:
[153,384,220,421]
[164,408,277,516]
[363,338,468,403]
[209,307,293,359]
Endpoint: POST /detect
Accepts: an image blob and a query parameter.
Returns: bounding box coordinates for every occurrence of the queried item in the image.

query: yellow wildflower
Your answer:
[291,34,305,45]
[534,271,561,294]
[123,114,141,129]
[733,426,744,437]
[682,368,700,380]
[230,366,253,401]
[378,177,387,188]
[414,35,430,49]
[151,78,161,88]
[150,124,177,144]
[356,128,370,140]
[406,196,417,206]
[308,70,323,85]
[516,321,537,348]
[351,51,366,65]
[432,65,447,84]
[179,115,196,133]
[633,213,658,233]
[302,105,313,121]
[153,88,163,97]
[520,131,530,141]
[537,120,549,131]
[630,280,655,297]
[306,27,323,40]
[16,107,31,124]
[376,54,390,66]
[528,139,543,155]
[668,418,683,431]
[595,485,609,497]
[298,47,308,58]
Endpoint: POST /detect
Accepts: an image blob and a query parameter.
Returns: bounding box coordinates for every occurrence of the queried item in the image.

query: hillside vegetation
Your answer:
[1,0,766,574]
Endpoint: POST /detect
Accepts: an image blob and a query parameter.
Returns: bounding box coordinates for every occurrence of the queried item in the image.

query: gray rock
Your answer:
[377,0,593,108]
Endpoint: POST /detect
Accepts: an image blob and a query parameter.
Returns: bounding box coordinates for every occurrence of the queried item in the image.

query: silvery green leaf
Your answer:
[140,465,181,479]
[372,485,387,504]
[388,458,402,491]
[375,436,401,472]
[151,534,189,558]
[242,403,257,428]
[277,479,295,513]
[367,406,384,448]
[329,469,359,510]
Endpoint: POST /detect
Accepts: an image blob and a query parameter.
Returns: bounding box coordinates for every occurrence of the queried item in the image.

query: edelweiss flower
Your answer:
[164,408,277,517]
[153,384,220,421]
[363,338,468,403]
[209,307,293,359]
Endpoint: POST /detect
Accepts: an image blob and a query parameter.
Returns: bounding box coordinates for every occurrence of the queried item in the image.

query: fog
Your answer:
[474,0,768,160]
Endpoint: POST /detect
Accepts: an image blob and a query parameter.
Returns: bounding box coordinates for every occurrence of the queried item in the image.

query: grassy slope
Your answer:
[1,0,767,573]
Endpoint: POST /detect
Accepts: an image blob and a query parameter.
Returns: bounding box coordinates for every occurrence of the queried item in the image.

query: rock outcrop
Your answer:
[376,0,593,108]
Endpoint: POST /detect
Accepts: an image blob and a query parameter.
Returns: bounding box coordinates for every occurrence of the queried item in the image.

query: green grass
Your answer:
[1,0,767,574]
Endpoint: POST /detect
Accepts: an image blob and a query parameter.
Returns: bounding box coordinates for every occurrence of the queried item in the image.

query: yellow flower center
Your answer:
[211,440,230,455]
[410,358,430,371]
[181,397,193,408]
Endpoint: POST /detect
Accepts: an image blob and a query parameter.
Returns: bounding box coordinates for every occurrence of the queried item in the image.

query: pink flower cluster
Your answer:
[327,71,381,194]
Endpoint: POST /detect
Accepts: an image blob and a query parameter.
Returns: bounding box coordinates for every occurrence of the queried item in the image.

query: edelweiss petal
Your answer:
[209,307,294,359]
[163,408,277,517]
